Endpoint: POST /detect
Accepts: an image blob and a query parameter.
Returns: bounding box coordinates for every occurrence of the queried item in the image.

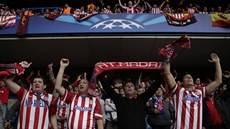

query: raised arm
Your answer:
[118,0,126,9]
[97,73,120,102]
[206,53,222,94]
[55,58,69,96]
[47,63,56,84]
[159,0,166,10]
[163,62,177,90]
[145,1,152,9]
[5,61,32,94]
[134,0,140,7]
[141,72,163,102]
[5,76,21,94]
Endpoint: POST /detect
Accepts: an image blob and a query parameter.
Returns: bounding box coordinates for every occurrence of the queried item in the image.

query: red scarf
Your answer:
[160,35,191,62]
[0,63,25,80]
[88,62,163,95]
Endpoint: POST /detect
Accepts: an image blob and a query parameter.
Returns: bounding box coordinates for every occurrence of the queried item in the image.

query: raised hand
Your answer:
[60,58,69,68]
[19,61,32,68]
[208,53,220,63]
[223,71,230,78]
[48,63,53,70]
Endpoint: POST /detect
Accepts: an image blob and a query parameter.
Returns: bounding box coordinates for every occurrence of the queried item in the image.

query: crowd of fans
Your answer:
[0,56,229,129]
[0,0,230,16]
[0,0,230,129]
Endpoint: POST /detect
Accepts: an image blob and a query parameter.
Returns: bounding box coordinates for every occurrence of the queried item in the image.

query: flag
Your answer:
[211,13,230,28]
[164,13,197,26]
[0,15,16,29]
[73,13,97,22]
[16,15,30,36]
[45,13,61,20]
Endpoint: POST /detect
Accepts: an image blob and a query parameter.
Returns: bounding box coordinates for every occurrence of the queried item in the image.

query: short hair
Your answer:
[181,72,193,80]
[123,79,137,90]
[31,75,46,84]
[123,78,134,86]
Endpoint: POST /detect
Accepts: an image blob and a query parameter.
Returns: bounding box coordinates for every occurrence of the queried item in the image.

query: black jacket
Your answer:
[98,73,163,129]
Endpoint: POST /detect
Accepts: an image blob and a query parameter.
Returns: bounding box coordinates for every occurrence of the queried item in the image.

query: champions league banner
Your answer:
[0,14,230,35]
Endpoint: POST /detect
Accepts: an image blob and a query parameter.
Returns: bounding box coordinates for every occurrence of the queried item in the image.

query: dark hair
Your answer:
[62,80,71,91]
[123,78,134,86]
[31,75,46,84]
[123,79,137,90]
[180,72,193,80]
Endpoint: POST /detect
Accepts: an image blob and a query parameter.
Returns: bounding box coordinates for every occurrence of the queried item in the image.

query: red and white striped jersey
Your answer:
[102,8,112,14]
[56,98,69,129]
[171,13,185,19]
[172,84,206,129]
[15,87,57,129]
[63,90,103,129]
[125,7,136,14]
[151,7,161,14]
[188,8,195,14]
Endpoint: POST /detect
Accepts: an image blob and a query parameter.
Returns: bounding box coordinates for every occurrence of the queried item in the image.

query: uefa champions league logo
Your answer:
[90,19,144,30]
[56,14,166,31]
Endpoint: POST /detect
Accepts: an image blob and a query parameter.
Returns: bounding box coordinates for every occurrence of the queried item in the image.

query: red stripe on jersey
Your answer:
[189,102,195,129]
[173,85,205,129]
[173,85,179,129]
[180,91,186,129]
[197,100,201,129]
[78,97,86,129]
[33,96,40,129]
[41,94,48,129]
[151,8,160,13]
[86,97,94,129]
[25,92,32,129]
[18,93,26,129]
[57,98,68,129]
[126,7,135,13]
[64,90,102,129]
[70,95,77,129]
[16,88,55,129]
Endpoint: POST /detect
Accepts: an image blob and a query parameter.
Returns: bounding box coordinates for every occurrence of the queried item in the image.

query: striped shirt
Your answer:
[125,7,136,13]
[151,7,161,14]
[15,87,57,129]
[63,90,103,129]
[102,8,112,14]
[56,98,69,129]
[172,84,206,129]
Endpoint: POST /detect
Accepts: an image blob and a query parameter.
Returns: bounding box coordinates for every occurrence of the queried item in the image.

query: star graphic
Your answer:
[103,24,116,29]
[119,24,132,29]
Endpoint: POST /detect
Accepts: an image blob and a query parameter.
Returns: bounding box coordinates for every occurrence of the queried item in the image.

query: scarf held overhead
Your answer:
[88,62,163,94]
[159,34,191,62]
[0,63,25,80]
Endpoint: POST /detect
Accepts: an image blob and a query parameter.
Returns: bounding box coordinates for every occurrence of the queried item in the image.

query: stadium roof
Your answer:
[0,35,229,71]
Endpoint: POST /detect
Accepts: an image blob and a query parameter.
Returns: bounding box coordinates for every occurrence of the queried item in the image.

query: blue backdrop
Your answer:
[0,14,229,35]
